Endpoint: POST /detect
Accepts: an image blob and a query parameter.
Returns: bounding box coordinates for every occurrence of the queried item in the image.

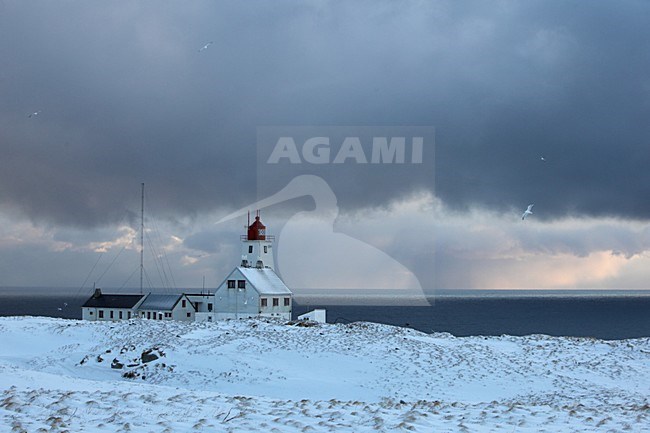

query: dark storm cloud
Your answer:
[1,1,649,229]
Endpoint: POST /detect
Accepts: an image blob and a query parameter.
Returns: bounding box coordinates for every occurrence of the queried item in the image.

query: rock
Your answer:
[122,370,138,379]
[141,349,159,364]
[111,358,124,369]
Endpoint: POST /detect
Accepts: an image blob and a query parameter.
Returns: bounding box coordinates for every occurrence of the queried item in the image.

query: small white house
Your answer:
[185,293,215,323]
[137,294,196,321]
[298,309,327,324]
[81,288,145,321]
[211,266,292,320]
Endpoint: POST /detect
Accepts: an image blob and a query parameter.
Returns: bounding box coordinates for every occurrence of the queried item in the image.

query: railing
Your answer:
[240,235,275,241]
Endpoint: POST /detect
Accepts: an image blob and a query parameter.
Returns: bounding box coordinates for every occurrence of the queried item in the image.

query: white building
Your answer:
[185,292,215,322]
[137,294,196,321]
[81,211,293,323]
[206,266,292,320]
[197,212,293,321]
[298,309,327,324]
[81,288,145,321]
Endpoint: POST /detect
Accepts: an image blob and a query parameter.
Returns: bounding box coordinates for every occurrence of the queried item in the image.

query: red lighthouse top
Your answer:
[247,210,266,240]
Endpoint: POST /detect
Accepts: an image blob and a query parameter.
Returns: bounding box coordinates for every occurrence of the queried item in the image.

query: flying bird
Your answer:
[522,204,534,220]
[540,156,546,162]
[198,41,213,52]
[28,111,41,118]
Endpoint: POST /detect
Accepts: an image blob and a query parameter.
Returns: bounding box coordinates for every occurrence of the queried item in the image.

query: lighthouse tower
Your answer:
[241,210,275,270]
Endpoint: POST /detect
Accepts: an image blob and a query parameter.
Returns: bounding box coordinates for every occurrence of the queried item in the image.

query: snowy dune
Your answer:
[0,317,649,432]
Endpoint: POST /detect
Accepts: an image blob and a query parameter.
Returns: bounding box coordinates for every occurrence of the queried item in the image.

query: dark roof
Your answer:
[82,293,144,309]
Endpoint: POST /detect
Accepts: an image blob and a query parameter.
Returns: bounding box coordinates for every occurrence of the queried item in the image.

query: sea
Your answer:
[1,287,649,340]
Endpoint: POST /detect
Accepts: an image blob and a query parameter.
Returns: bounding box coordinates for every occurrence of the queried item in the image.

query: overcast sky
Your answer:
[1,1,649,296]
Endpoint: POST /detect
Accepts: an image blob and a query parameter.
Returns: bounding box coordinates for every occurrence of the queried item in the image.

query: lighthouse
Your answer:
[241,210,275,270]
[186,210,292,321]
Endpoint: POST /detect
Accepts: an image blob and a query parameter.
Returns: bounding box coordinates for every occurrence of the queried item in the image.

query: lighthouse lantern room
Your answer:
[241,210,275,270]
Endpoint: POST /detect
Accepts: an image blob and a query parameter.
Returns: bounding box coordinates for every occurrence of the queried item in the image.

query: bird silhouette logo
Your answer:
[217,175,425,301]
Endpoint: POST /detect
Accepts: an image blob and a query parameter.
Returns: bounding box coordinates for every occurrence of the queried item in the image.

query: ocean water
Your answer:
[1,287,649,340]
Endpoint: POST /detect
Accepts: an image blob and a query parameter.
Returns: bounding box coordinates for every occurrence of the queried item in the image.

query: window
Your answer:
[159,313,163,320]
[128,312,131,319]
[273,298,279,307]
[284,297,290,307]
[182,300,186,308]
[227,280,236,288]
[98,310,104,319]
[208,303,213,312]
[261,298,267,307]
[147,312,151,319]
[186,312,191,318]
[89,311,93,315]
[264,246,268,254]
[119,311,123,319]
[248,245,253,254]
[109,310,114,319]
[237,280,246,289]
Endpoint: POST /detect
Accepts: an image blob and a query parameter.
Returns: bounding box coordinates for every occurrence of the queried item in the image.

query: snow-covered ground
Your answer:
[0,316,649,432]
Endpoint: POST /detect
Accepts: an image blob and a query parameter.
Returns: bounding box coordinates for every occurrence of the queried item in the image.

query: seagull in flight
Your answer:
[522,204,534,220]
[540,156,546,162]
[198,41,213,52]
[28,111,41,118]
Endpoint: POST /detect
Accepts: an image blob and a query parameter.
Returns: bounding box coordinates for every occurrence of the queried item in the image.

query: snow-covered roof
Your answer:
[138,294,187,311]
[236,267,292,295]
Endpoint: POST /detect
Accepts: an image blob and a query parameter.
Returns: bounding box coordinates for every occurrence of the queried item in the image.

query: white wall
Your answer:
[171,296,195,321]
[82,308,134,321]
[259,312,292,320]
[195,312,216,322]
[298,309,327,323]
[82,307,96,321]
[186,294,214,313]
[214,269,261,318]
[259,295,292,317]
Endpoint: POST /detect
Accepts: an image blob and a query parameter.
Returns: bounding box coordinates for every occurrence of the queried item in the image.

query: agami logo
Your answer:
[251,125,435,302]
[266,136,424,164]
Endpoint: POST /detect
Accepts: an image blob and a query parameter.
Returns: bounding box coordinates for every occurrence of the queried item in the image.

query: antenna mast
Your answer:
[140,182,144,295]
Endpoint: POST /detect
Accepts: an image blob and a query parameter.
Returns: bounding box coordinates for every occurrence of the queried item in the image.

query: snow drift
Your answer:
[1,316,649,432]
